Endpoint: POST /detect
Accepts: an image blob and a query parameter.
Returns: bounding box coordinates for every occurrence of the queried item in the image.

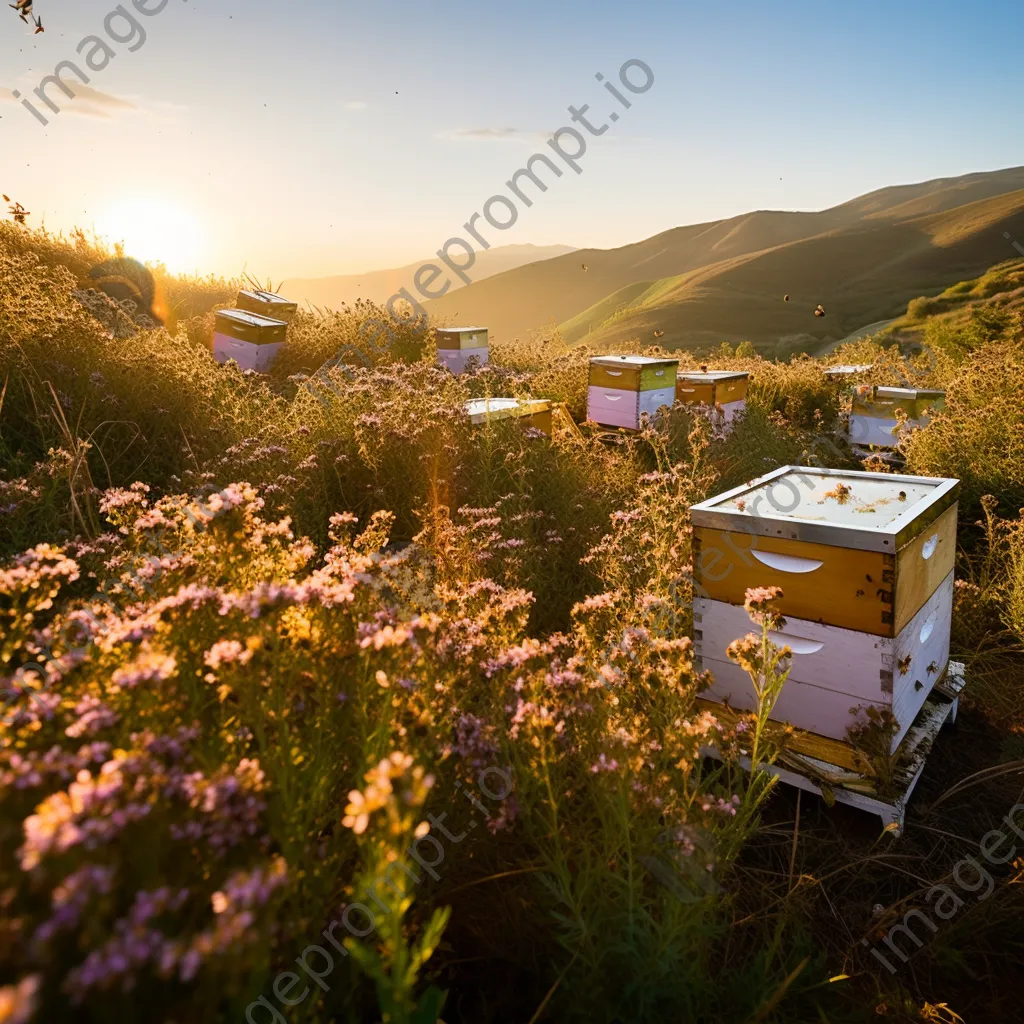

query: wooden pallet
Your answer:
[701,662,967,836]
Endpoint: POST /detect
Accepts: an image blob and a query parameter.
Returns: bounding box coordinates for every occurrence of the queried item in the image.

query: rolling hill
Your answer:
[283,243,575,310]
[424,166,1024,355]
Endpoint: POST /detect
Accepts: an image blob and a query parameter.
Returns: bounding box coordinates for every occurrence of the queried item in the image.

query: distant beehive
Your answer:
[691,466,959,751]
[676,369,749,431]
[464,398,553,435]
[437,327,489,374]
[212,309,288,372]
[824,364,874,378]
[235,289,298,323]
[587,355,677,430]
[848,385,945,451]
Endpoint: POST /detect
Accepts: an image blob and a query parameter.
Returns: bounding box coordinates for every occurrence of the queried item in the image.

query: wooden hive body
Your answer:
[587,356,677,430]
[690,466,959,749]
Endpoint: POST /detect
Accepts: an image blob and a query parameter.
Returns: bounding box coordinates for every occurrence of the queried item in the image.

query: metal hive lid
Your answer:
[239,289,296,307]
[215,308,288,328]
[825,364,874,375]
[868,386,946,400]
[590,354,678,368]
[465,397,551,422]
[677,370,750,382]
[690,466,960,551]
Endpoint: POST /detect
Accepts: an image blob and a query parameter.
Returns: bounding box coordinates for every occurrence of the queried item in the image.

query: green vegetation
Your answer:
[1,225,1023,1024]
[426,168,1024,356]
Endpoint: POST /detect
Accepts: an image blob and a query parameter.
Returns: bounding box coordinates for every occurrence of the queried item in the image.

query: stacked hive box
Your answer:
[587,356,677,430]
[235,289,298,323]
[437,327,489,373]
[212,309,288,372]
[848,385,945,452]
[465,398,553,435]
[690,467,959,752]
[676,370,749,431]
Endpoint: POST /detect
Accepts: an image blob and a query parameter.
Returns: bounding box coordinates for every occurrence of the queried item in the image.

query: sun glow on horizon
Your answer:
[96,196,207,276]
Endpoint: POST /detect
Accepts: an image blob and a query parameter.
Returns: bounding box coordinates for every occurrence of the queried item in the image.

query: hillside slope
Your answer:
[283,243,575,309]
[575,189,1024,355]
[424,166,1024,354]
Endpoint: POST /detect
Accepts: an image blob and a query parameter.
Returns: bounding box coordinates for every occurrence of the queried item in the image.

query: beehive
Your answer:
[690,466,959,750]
[848,385,945,450]
[824,364,874,380]
[587,356,677,430]
[235,289,298,323]
[212,309,288,372]
[465,398,553,435]
[676,370,749,429]
[437,327,489,374]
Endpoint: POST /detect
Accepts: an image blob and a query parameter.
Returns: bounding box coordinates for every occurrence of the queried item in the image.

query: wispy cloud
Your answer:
[437,127,556,144]
[2,82,138,119]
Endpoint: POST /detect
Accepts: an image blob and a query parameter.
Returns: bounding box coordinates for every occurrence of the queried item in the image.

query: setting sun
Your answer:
[97,196,206,275]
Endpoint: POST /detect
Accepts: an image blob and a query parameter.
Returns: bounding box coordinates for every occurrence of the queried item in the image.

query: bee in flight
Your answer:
[8,0,41,30]
[4,196,30,224]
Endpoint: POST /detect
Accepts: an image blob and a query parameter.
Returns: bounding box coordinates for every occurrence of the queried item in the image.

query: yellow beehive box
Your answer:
[690,466,959,639]
[676,370,749,429]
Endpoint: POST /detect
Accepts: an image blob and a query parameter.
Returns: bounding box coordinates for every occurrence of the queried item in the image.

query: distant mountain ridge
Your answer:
[422,166,1024,355]
[283,244,576,310]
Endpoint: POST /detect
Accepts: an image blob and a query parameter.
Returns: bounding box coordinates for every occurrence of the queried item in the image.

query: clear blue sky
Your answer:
[2,0,1022,277]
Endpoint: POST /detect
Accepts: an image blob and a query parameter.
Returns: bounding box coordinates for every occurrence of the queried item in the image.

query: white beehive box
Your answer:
[848,385,945,450]
[690,466,959,750]
[437,327,489,374]
[464,398,553,434]
[696,572,953,750]
[824,364,874,379]
[587,355,677,430]
[212,309,288,372]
